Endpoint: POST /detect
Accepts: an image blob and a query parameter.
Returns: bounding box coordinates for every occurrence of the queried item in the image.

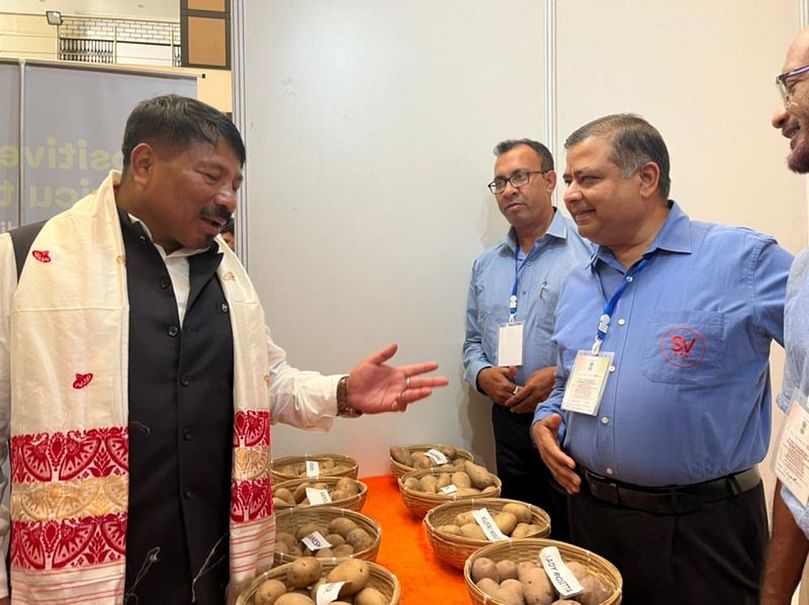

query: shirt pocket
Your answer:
[641,310,726,385]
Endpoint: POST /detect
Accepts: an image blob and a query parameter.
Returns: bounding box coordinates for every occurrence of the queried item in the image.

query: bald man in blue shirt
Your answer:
[532,114,792,604]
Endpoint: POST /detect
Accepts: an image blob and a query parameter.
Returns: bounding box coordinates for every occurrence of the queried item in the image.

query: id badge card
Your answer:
[775,389,809,506]
[561,350,613,416]
[497,322,524,367]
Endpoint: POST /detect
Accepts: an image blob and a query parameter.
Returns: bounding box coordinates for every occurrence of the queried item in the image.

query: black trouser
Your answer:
[491,403,570,540]
[569,476,768,605]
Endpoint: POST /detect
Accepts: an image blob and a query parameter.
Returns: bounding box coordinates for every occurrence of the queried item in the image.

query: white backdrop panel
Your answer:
[244,0,546,475]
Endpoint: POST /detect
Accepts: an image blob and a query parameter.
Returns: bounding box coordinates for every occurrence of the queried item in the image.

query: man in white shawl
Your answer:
[0,95,447,604]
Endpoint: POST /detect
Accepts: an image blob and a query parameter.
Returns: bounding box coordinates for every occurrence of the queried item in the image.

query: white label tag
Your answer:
[497,322,524,367]
[775,395,809,506]
[301,531,332,552]
[316,581,346,605]
[561,350,614,416]
[539,546,583,599]
[305,487,332,505]
[440,484,458,495]
[306,460,321,478]
[424,448,449,465]
[472,508,508,541]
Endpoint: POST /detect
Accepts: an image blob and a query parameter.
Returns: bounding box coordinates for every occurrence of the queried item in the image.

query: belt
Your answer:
[581,467,761,515]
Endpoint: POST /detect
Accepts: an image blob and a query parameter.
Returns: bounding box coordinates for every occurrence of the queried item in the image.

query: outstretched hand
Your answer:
[347,343,449,414]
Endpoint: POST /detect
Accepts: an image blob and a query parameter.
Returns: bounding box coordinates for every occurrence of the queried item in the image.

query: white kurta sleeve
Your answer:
[265,325,340,431]
[0,234,15,596]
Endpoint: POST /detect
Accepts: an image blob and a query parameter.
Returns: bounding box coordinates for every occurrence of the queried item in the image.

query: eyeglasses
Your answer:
[776,63,809,106]
[487,170,546,194]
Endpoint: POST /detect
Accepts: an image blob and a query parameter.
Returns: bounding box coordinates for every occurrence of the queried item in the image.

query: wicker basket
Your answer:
[271,453,359,482]
[389,443,474,479]
[274,476,368,512]
[398,468,502,518]
[424,498,551,569]
[274,506,381,565]
[464,538,622,605]
[236,558,401,605]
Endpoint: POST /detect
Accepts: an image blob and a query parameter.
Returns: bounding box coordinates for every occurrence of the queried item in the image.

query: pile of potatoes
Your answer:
[402,460,496,496]
[276,516,376,559]
[273,478,361,508]
[252,557,388,605]
[273,457,356,479]
[470,556,613,605]
[434,502,545,540]
[390,444,468,472]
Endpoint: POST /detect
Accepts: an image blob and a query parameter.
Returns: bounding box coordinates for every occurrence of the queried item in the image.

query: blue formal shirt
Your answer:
[463,210,592,390]
[777,250,809,536]
[534,203,792,486]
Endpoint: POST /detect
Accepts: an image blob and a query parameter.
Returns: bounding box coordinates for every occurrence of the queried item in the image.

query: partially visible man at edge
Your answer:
[463,139,591,540]
[761,26,809,605]
[0,95,448,604]
[532,114,792,604]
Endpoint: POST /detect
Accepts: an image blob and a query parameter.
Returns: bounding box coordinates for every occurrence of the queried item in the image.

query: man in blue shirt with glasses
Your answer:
[762,26,809,605]
[463,139,591,540]
[532,114,792,604]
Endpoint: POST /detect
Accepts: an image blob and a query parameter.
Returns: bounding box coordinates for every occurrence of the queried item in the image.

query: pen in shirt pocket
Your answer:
[539,281,548,299]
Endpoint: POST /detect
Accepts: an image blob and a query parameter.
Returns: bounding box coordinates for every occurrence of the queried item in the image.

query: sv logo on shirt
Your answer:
[660,327,706,368]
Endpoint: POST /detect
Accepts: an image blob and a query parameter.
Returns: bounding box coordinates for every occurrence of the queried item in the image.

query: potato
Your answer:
[320,458,335,470]
[293,483,312,503]
[335,477,359,495]
[494,512,518,536]
[346,528,374,551]
[328,518,358,537]
[332,544,355,557]
[451,471,472,489]
[496,559,519,581]
[455,487,482,497]
[275,488,296,505]
[502,503,533,524]
[403,477,421,490]
[463,461,494,489]
[565,561,588,580]
[414,456,434,469]
[492,586,524,605]
[276,531,298,549]
[286,556,321,589]
[326,559,370,596]
[325,533,346,546]
[390,446,413,465]
[550,601,579,605]
[520,566,554,605]
[436,445,457,458]
[471,557,499,583]
[253,578,287,605]
[288,544,304,557]
[454,511,476,526]
[274,594,315,605]
[460,523,486,540]
[516,561,539,582]
[314,547,334,558]
[477,577,500,596]
[436,524,462,536]
[295,523,322,541]
[330,488,350,502]
[500,578,525,599]
[511,523,533,539]
[435,473,452,489]
[419,475,438,493]
[577,574,612,605]
[354,586,388,605]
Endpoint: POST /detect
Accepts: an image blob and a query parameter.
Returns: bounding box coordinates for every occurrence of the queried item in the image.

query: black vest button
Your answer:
[160,278,170,289]
[220,303,229,313]
[183,489,192,499]
[168,326,179,337]
[180,376,190,387]
[182,427,192,441]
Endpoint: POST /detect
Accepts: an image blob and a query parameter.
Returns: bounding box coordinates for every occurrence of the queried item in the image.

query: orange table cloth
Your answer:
[360,474,470,604]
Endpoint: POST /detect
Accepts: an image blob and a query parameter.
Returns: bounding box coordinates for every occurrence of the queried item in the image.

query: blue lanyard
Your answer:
[592,254,654,354]
[509,244,540,324]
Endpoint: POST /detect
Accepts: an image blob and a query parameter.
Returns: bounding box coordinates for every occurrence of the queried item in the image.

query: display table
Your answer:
[359,475,470,604]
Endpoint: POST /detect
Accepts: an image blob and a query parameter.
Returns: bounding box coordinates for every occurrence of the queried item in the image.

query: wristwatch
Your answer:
[336,375,363,418]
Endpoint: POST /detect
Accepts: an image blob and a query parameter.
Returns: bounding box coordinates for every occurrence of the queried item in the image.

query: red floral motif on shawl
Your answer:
[231,410,272,522]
